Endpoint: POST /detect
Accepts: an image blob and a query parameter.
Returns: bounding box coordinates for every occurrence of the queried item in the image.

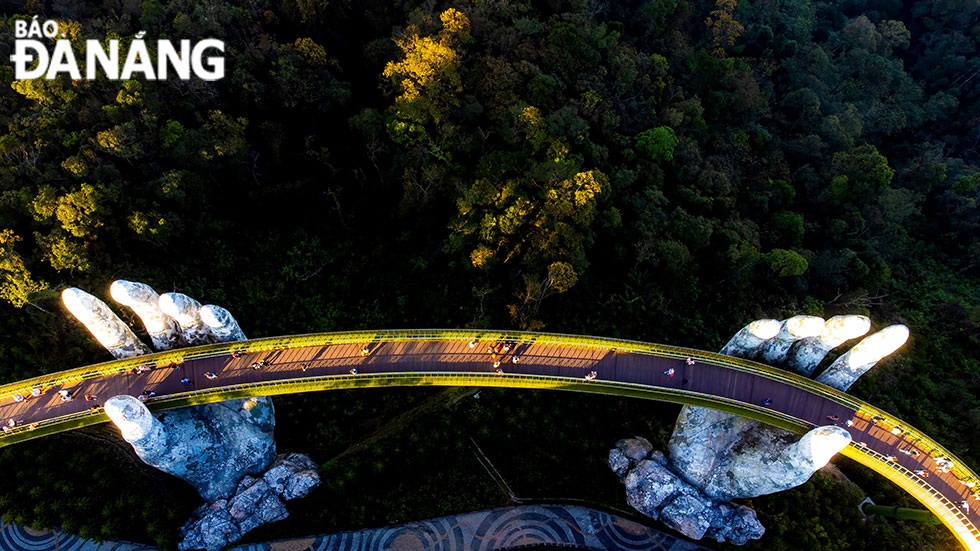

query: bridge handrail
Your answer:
[841,445,980,544]
[0,329,977,549]
[0,329,975,479]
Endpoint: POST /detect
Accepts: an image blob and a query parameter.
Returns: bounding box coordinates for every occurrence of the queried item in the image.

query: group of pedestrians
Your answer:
[0,417,30,433]
[935,455,954,474]
[661,358,697,380]
[130,364,153,375]
[855,422,980,501]
[11,386,44,404]
[481,341,519,374]
[2,348,307,432]
[10,386,85,409]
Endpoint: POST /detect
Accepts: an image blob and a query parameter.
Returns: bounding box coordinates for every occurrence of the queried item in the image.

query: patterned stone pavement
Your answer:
[0,505,709,551]
[230,505,709,551]
[0,522,154,551]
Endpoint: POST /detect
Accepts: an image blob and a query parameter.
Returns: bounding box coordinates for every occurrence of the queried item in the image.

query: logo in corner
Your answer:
[11,16,225,81]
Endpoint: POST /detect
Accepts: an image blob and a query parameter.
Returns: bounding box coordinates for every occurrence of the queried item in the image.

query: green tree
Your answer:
[705,0,744,56]
[829,144,895,204]
[0,230,47,308]
[635,127,678,162]
[765,248,809,277]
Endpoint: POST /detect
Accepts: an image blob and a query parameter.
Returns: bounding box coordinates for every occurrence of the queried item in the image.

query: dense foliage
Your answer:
[0,0,976,549]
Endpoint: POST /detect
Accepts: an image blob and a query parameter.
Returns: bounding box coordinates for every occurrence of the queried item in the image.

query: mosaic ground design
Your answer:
[0,522,154,551]
[0,505,709,551]
[229,505,710,551]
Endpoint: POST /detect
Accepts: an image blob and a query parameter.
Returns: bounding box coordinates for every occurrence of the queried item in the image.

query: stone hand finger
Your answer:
[728,425,852,499]
[758,315,825,365]
[719,319,780,358]
[784,315,870,376]
[200,305,246,342]
[814,324,909,391]
[62,287,152,359]
[109,280,185,351]
[159,292,216,346]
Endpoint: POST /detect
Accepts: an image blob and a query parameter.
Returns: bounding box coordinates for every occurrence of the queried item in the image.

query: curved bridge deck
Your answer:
[0,330,976,549]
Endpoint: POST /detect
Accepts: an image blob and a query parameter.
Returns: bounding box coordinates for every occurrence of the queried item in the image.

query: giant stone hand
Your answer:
[62,281,317,551]
[609,315,909,544]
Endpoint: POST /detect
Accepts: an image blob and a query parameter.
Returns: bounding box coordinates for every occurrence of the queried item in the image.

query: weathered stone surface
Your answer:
[609,448,632,480]
[667,406,757,493]
[719,319,780,357]
[623,459,684,516]
[609,437,654,479]
[61,288,151,359]
[109,280,184,351]
[758,315,825,364]
[705,425,850,501]
[668,406,851,502]
[178,501,241,551]
[610,438,764,545]
[706,503,764,545]
[222,396,276,438]
[227,477,288,533]
[619,436,654,462]
[179,454,321,550]
[159,292,214,345]
[660,494,710,540]
[263,453,320,500]
[200,304,247,342]
[106,395,276,502]
[613,315,908,545]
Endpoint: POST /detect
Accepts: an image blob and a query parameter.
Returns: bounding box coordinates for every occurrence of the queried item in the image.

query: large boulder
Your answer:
[227,477,289,534]
[660,493,711,540]
[708,503,765,546]
[610,438,764,545]
[178,453,320,550]
[178,501,241,551]
[263,452,320,500]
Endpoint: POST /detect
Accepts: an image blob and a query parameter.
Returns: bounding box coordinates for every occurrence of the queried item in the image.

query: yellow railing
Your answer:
[0,328,876,404]
[842,445,980,550]
[0,372,813,445]
[0,329,977,549]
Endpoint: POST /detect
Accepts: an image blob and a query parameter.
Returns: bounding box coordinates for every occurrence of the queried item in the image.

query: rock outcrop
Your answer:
[609,438,764,545]
[262,452,320,499]
[178,453,320,551]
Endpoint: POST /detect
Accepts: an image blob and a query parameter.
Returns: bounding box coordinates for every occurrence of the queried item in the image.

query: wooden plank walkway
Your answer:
[0,338,976,547]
